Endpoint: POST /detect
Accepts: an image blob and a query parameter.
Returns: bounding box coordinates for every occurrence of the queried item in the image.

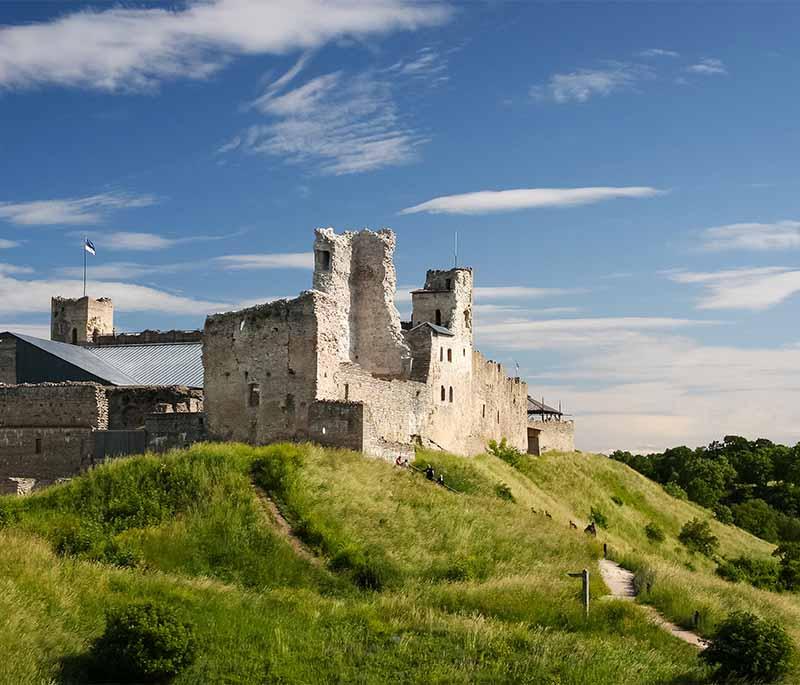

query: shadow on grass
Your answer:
[57,652,176,685]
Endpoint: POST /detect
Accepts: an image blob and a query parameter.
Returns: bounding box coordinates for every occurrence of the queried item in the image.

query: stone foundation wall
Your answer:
[106,385,203,429]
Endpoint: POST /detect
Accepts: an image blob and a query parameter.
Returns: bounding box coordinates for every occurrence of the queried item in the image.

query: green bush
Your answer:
[494,482,515,502]
[663,481,688,500]
[93,602,196,682]
[702,611,792,682]
[774,543,800,591]
[715,556,779,590]
[487,438,525,468]
[678,518,718,557]
[712,503,733,525]
[589,507,608,529]
[644,522,665,543]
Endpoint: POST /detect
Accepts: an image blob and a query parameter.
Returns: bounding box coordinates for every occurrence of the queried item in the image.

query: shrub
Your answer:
[610,495,624,507]
[589,507,608,529]
[644,522,665,543]
[712,503,733,525]
[93,602,196,682]
[663,481,688,500]
[487,438,524,468]
[678,518,719,557]
[715,556,779,590]
[702,611,792,682]
[494,482,515,502]
[774,543,800,591]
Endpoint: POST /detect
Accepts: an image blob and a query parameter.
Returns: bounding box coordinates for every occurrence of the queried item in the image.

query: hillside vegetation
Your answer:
[1,442,798,683]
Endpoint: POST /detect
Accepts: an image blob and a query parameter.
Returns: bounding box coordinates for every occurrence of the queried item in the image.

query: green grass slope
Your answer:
[0,442,797,684]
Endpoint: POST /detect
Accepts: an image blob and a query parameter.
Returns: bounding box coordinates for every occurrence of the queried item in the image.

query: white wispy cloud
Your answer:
[386,46,449,83]
[0,239,20,249]
[701,220,800,251]
[101,230,244,251]
[0,322,50,338]
[0,272,229,316]
[235,67,426,174]
[0,192,155,226]
[400,186,664,215]
[669,266,800,310]
[60,261,197,280]
[0,262,34,275]
[0,0,450,92]
[638,48,679,58]
[531,62,653,103]
[686,58,727,75]
[215,253,314,270]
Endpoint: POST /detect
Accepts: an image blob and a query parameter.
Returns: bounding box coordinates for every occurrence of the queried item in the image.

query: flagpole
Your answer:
[83,235,87,297]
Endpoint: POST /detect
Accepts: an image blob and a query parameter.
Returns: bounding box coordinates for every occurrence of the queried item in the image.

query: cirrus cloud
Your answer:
[400,186,664,215]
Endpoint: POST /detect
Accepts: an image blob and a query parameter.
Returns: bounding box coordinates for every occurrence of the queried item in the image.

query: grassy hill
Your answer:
[1,442,797,684]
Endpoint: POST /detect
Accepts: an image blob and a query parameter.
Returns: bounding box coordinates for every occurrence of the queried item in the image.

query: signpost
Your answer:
[567,569,590,617]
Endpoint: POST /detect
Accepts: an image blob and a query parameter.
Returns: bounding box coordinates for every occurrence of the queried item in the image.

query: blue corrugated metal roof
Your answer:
[90,343,203,388]
[10,333,139,386]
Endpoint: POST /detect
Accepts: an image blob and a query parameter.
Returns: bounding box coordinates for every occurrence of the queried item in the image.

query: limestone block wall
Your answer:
[332,363,425,460]
[0,383,108,481]
[203,293,321,444]
[145,412,207,452]
[0,334,16,384]
[528,420,575,455]
[95,330,202,346]
[307,401,364,452]
[106,385,203,429]
[469,352,528,454]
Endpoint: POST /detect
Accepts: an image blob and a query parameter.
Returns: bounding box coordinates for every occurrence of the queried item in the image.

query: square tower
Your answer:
[411,268,474,347]
[51,296,113,345]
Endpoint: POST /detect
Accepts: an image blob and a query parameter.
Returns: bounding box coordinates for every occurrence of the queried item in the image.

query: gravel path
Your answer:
[598,559,709,650]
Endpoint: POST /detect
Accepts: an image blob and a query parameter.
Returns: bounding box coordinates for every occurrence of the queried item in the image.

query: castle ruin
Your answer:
[203,228,532,459]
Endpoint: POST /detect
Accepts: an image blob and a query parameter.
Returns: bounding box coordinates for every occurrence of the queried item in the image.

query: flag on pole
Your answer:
[84,238,96,255]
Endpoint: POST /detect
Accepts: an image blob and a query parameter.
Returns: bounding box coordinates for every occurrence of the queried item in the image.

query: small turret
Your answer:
[411,268,473,346]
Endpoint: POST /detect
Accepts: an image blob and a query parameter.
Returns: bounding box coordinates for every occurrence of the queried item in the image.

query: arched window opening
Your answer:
[439,347,443,362]
[482,404,486,418]
[441,386,446,401]
[447,348,452,362]
[497,410,500,424]
[449,387,454,403]
[435,309,442,326]
[71,328,78,345]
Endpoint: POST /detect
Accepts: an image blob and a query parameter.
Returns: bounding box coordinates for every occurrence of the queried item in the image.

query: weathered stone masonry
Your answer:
[204,228,529,459]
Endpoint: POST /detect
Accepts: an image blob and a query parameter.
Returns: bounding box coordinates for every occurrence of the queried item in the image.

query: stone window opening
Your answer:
[435,309,442,326]
[447,348,452,362]
[71,328,78,345]
[497,410,500,424]
[440,385,446,402]
[482,404,486,418]
[445,278,452,290]
[439,347,443,362]
[35,437,42,454]
[463,348,466,357]
[344,383,349,401]
[92,328,100,343]
[449,387,453,403]
[316,249,332,271]
[248,382,261,407]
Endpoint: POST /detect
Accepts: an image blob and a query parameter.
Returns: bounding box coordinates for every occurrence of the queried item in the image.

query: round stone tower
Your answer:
[50,296,113,345]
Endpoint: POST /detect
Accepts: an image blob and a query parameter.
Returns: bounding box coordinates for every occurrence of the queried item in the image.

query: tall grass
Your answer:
[3,442,798,682]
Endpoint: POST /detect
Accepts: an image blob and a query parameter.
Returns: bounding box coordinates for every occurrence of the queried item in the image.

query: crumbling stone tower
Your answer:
[313,227,411,377]
[51,296,113,345]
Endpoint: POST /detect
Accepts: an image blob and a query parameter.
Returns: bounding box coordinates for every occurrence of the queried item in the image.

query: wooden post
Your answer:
[567,569,590,617]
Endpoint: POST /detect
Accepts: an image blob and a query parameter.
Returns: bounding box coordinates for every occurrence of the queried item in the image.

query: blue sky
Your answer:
[2,1,800,452]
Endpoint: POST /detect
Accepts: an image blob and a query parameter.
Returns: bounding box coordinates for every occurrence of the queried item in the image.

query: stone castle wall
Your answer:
[528,419,575,455]
[51,296,113,344]
[203,294,321,444]
[0,334,16,384]
[95,330,202,346]
[0,383,108,481]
